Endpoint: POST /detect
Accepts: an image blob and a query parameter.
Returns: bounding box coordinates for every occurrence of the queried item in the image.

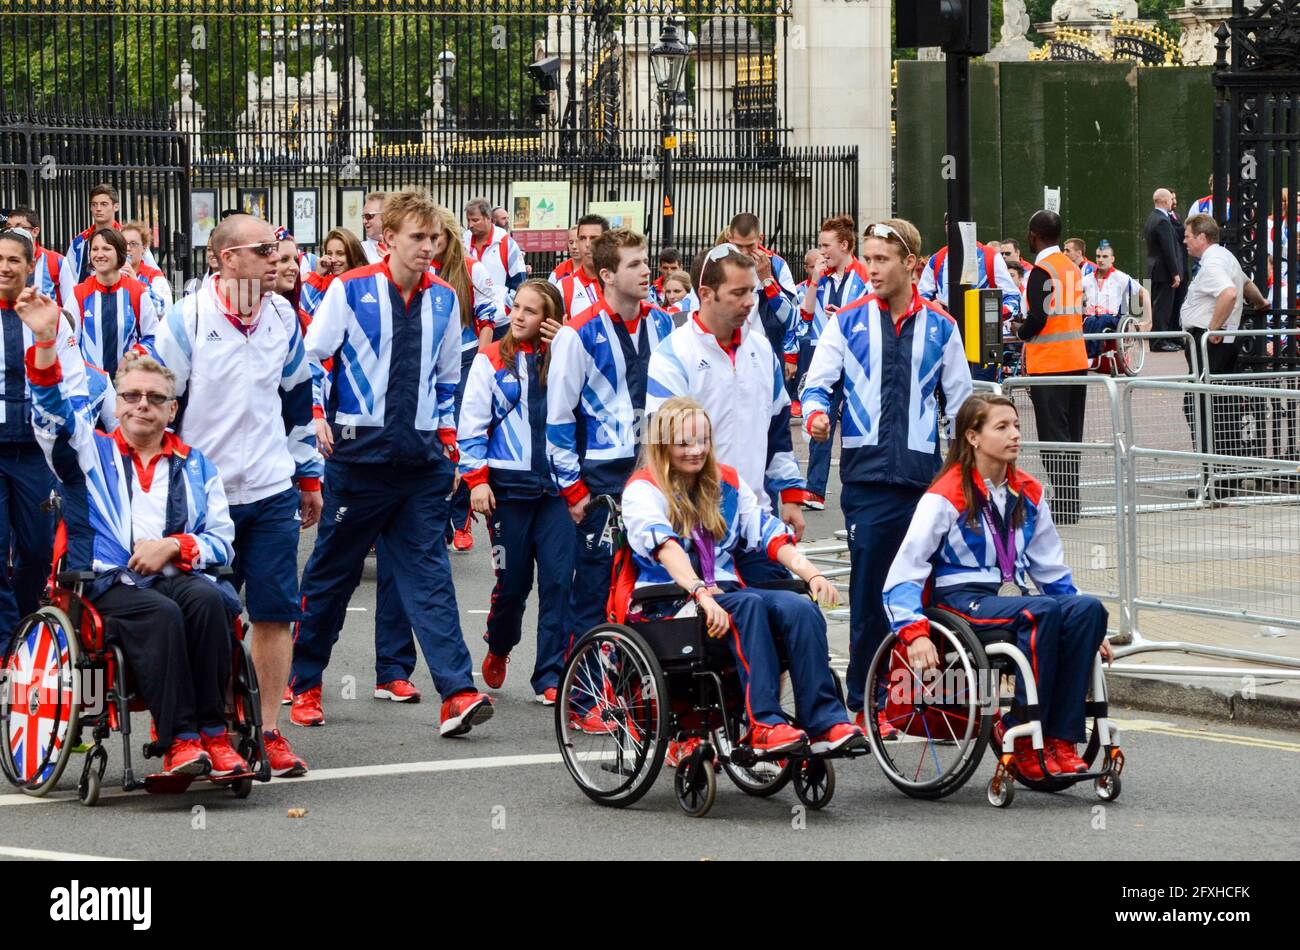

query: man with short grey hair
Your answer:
[463,197,526,328]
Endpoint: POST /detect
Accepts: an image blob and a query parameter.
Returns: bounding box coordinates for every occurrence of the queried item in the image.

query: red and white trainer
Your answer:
[746,722,808,756]
[263,730,308,777]
[290,685,325,727]
[201,732,250,777]
[809,722,867,754]
[374,679,422,702]
[535,687,557,706]
[802,492,826,511]
[163,738,211,776]
[439,690,494,737]
[481,652,509,690]
[1047,737,1088,773]
[452,528,474,553]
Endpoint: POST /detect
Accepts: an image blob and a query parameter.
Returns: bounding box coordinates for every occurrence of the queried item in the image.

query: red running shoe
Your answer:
[802,492,826,511]
[452,528,474,553]
[1012,737,1065,781]
[439,690,494,737]
[201,732,249,778]
[163,738,211,776]
[374,679,422,702]
[263,730,308,777]
[810,722,866,754]
[569,707,616,735]
[856,708,898,741]
[666,737,701,768]
[746,722,808,756]
[535,687,557,706]
[1047,737,1088,773]
[290,686,325,727]
[281,686,292,706]
[481,652,509,690]
[790,399,802,419]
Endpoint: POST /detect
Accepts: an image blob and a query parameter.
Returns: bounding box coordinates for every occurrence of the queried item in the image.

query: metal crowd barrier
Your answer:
[797,335,1300,680]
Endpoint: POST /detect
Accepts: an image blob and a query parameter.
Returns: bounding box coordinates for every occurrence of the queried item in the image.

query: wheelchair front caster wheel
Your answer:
[77,747,108,807]
[793,758,835,810]
[674,757,717,818]
[1095,772,1121,802]
[231,776,254,800]
[987,775,1015,808]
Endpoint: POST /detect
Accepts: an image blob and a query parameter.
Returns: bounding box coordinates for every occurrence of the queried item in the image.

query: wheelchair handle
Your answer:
[589,494,620,517]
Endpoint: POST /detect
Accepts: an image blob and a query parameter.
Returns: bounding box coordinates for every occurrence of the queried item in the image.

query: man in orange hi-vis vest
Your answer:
[1018,210,1088,525]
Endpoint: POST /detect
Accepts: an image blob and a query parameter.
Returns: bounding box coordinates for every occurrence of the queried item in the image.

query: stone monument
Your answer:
[987,0,1036,60]
[1170,0,1234,65]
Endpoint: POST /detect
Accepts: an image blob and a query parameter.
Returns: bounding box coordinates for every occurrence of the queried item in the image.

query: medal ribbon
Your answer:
[980,490,1018,587]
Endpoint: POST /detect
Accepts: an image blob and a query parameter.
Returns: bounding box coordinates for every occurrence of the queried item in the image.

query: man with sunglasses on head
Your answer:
[145,213,321,777]
[20,286,243,777]
[801,218,972,739]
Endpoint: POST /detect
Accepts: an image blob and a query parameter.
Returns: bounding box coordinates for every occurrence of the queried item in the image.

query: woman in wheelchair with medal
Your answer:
[883,393,1114,782]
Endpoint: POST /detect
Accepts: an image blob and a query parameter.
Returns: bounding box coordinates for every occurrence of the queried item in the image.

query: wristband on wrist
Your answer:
[33,338,56,349]
[688,580,707,601]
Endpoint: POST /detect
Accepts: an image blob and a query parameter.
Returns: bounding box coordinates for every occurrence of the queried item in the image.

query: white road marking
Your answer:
[466,609,490,614]
[0,844,129,861]
[346,607,367,612]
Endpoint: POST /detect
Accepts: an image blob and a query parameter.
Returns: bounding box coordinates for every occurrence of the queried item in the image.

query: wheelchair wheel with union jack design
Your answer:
[1,608,82,796]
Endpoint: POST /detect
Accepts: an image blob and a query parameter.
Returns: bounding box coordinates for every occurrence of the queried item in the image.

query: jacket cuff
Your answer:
[25,347,64,387]
[804,410,827,436]
[783,351,798,364]
[897,619,930,646]
[765,533,794,561]
[560,480,590,507]
[779,488,805,506]
[168,534,200,572]
[312,404,326,420]
[462,466,490,489]
[763,281,780,299]
[296,477,321,493]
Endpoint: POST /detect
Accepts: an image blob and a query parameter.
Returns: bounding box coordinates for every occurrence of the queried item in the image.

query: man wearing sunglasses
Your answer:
[801,218,973,739]
[146,213,321,777]
[21,288,244,778]
[360,192,388,264]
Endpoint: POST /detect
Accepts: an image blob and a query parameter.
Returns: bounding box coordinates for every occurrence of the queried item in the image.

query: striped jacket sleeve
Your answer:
[303,278,350,390]
[757,281,800,362]
[470,261,501,333]
[883,492,957,644]
[734,473,794,559]
[173,451,236,572]
[622,477,681,560]
[1025,501,1077,596]
[917,255,940,300]
[644,335,689,416]
[28,346,102,492]
[147,298,196,396]
[456,352,496,485]
[275,301,323,488]
[764,348,804,501]
[990,251,1023,318]
[938,318,974,425]
[436,290,463,441]
[545,325,588,502]
[799,311,847,434]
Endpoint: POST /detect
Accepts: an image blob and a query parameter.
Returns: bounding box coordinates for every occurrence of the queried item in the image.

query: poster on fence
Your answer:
[510,181,570,252]
[588,201,645,234]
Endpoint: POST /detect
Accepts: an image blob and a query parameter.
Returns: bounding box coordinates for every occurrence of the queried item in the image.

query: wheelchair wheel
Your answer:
[1095,772,1122,802]
[1,608,82,797]
[1116,315,1145,377]
[792,758,835,810]
[77,745,107,807]
[864,608,993,799]
[555,624,668,808]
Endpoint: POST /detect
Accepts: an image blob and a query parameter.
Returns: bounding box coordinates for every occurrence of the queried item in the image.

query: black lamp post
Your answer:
[650,20,689,246]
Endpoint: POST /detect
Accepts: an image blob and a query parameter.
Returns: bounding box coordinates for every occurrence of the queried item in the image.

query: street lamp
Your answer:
[438,48,457,130]
[651,20,689,246]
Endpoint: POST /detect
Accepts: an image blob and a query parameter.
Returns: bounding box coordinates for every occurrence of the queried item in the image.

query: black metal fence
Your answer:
[1213,2,1300,371]
[0,118,192,280]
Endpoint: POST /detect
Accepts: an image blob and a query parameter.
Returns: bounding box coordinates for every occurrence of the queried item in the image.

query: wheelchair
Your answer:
[554,496,867,818]
[0,494,270,805]
[1001,314,1144,378]
[862,603,1124,808]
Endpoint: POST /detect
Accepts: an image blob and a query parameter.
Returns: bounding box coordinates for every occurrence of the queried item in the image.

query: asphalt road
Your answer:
[2,491,1298,861]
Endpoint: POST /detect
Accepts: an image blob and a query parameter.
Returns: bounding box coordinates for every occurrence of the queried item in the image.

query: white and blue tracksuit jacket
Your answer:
[30,245,76,309]
[751,248,801,363]
[72,274,161,380]
[148,280,322,504]
[882,465,1075,644]
[803,258,873,346]
[457,340,554,498]
[546,299,674,502]
[304,261,462,467]
[28,355,234,586]
[463,226,527,324]
[622,464,793,588]
[917,244,1022,318]
[800,287,973,489]
[645,315,803,511]
[0,303,90,444]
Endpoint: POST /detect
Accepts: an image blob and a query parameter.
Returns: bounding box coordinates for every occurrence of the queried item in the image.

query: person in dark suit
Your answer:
[1145,188,1185,352]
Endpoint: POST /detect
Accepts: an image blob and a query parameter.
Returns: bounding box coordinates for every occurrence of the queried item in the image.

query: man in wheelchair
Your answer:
[882,393,1113,782]
[620,397,864,758]
[17,287,247,779]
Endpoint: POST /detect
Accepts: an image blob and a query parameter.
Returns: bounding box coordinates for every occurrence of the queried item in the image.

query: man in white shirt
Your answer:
[463,197,527,328]
[1180,213,1269,457]
[360,192,388,264]
[646,245,806,585]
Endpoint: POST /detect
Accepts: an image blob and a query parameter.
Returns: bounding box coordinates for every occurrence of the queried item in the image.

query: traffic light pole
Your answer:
[946,49,972,333]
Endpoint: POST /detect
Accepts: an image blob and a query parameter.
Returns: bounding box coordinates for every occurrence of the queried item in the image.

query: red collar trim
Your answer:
[81,220,121,241]
[381,259,434,307]
[113,430,189,492]
[93,276,124,294]
[691,313,743,352]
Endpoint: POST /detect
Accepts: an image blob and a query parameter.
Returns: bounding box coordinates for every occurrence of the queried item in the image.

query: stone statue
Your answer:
[1051,0,1138,22]
[987,0,1036,60]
